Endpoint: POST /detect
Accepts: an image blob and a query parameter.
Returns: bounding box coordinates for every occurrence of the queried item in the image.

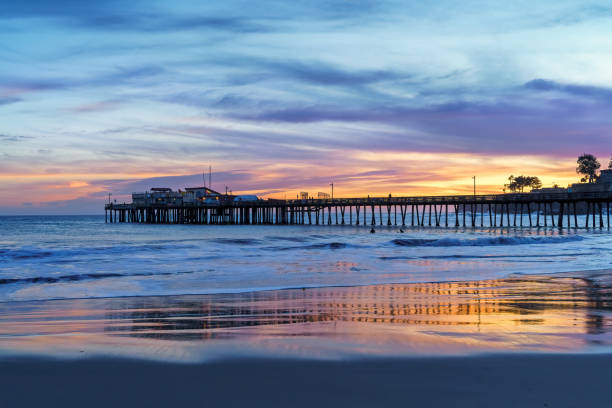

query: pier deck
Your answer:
[104,191,612,229]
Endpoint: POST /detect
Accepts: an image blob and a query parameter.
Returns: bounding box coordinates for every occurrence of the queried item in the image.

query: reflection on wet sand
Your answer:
[0,274,611,360]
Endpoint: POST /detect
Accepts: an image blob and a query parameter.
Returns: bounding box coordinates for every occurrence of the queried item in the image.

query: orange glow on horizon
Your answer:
[0,151,589,208]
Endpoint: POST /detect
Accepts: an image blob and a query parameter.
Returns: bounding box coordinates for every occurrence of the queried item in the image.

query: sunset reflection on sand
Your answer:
[0,273,610,361]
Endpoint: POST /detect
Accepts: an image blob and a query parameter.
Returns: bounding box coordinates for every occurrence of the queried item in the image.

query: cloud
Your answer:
[0,0,386,34]
[0,65,166,97]
[0,96,21,105]
[159,59,414,112]
[227,90,612,156]
[0,3,272,33]
[93,170,252,195]
[547,4,612,26]
[79,15,272,33]
[207,56,413,91]
[0,134,33,142]
[68,181,89,188]
[69,100,120,113]
[91,168,427,200]
[524,79,612,101]
[263,60,409,87]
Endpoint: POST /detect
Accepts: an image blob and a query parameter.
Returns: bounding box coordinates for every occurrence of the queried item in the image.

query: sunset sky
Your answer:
[2,1,612,214]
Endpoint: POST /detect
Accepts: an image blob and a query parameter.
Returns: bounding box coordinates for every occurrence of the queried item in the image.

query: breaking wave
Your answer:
[213,238,262,245]
[270,242,352,251]
[0,271,194,286]
[391,235,584,247]
[0,244,197,261]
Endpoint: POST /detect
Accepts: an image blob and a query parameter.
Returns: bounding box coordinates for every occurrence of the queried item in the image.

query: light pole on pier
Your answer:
[330,183,334,200]
[472,176,476,196]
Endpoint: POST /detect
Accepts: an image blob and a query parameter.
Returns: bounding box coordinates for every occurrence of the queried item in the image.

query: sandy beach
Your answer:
[1,272,611,406]
[2,354,611,408]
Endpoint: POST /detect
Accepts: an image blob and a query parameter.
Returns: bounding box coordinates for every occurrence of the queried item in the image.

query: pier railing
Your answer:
[104,191,612,229]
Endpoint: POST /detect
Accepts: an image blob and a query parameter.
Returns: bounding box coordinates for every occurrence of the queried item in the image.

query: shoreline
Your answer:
[1,272,610,362]
[1,266,610,306]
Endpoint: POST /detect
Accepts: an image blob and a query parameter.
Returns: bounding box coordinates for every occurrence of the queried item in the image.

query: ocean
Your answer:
[1,214,611,302]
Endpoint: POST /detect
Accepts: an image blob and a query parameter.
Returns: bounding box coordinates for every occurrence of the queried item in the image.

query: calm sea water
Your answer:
[1,215,611,302]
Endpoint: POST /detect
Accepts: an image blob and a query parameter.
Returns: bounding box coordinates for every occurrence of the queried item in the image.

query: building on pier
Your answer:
[130,185,261,207]
[132,186,225,206]
[183,187,222,204]
[131,188,183,206]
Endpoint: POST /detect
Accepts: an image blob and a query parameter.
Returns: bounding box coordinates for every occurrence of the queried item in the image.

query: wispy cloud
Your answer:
[0,134,33,142]
[259,60,409,87]
[69,100,120,113]
[524,79,612,101]
[0,65,166,97]
[0,96,21,105]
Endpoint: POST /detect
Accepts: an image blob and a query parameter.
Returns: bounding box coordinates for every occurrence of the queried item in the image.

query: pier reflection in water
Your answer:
[1,274,611,360]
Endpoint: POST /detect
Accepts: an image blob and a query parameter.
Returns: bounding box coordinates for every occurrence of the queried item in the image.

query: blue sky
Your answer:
[1,1,612,213]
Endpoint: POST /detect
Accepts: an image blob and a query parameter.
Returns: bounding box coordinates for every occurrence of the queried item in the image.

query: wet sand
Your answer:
[1,272,611,360]
[2,354,612,407]
[1,272,611,406]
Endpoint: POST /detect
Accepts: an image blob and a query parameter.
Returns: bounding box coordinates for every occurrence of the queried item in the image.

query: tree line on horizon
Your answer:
[503,153,611,193]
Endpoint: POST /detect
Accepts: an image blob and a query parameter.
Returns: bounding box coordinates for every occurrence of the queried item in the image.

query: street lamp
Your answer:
[329,183,334,200]
[472,176,476,196]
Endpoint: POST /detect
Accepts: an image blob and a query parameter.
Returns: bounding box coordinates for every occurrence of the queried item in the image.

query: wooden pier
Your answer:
[104,191,612,229]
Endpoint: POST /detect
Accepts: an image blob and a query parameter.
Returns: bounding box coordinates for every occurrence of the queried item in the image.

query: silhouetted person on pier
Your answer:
[370,228,375,233]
